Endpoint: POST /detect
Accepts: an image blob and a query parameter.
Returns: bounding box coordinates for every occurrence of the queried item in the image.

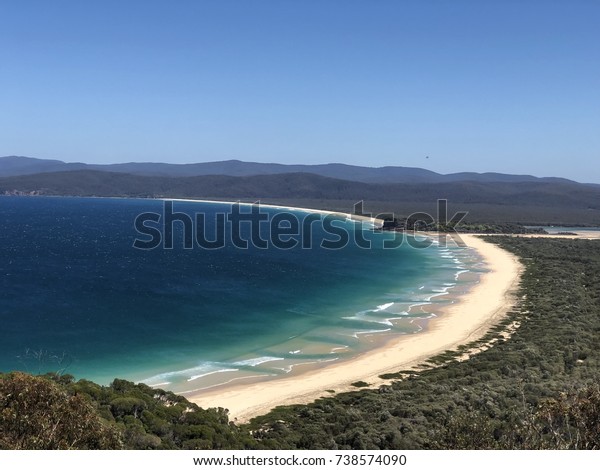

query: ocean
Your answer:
[0,196,485,394]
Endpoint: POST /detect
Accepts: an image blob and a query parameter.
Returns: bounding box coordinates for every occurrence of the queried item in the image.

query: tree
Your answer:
[0,372,121,449]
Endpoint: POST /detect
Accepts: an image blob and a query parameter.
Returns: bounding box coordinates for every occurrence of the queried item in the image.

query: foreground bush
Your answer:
[0,372,121,449]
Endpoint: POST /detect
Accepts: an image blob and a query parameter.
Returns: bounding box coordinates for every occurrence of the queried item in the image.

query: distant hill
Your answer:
[2,170,600,225]
[0,156,578,185]
[0,156,89,176]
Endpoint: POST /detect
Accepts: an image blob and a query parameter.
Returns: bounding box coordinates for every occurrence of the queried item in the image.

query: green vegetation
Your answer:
[441,222,546,234]
[0,373,257,449]
[0,372,120,449]
[2,237,600,449]
[350,381,370,388]
[382,219,547,234]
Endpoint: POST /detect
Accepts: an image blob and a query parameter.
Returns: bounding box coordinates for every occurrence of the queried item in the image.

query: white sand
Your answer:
[188,234,523,422]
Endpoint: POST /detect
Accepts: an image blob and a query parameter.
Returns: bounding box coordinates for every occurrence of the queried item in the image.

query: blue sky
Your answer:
[1,0,599,182]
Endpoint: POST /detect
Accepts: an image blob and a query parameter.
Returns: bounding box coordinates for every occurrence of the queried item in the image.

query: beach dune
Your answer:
[188,234,523,422]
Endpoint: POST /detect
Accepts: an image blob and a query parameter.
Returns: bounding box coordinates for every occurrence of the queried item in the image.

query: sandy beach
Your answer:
[188,234,523,422]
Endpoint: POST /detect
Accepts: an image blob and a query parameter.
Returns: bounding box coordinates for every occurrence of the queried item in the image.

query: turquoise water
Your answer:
[0,197,484,393]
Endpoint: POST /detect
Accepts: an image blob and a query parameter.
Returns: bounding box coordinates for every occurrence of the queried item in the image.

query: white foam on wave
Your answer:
[374,302,394,312]
[424,292,448,301]
[140,361,239,385]
[342,301,398,326]
[147,382,171,388]
[342,314,394,326]
[455,269,469,280]
[408,301,431,309]
[349,302,395,317]
[424,282,458,301]
[181,374,274,394]
[232,356,284,367]
[351,327,392,338]
[146,356,285,384]
[441,264,458,269]
[276,357,340,373]
[188,369,239,382]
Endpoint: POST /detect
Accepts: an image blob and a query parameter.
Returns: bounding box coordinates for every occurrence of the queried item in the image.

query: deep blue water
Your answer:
[0,197,480,392]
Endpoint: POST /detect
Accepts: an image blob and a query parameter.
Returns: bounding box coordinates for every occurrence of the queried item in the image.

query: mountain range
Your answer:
[0,156,578,185]
[1,156,599,225]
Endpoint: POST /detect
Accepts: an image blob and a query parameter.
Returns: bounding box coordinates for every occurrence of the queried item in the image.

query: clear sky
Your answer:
[1,0,599,182]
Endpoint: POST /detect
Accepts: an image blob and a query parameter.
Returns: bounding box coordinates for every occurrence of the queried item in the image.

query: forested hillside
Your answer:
[2,170,600,224]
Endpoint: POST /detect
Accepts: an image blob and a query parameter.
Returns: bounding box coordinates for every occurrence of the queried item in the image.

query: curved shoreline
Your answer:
[163,197,385,227]
[187,234,523,422]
